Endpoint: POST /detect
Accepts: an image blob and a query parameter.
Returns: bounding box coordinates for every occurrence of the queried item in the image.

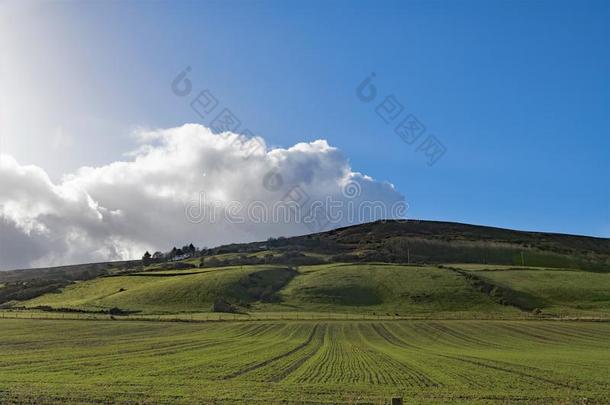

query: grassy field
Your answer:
[20,263,610,319]
[462,268,610,315]
[3,220,609,403]
[278,263,516,315]
[21,263,518,317]
[23,265,295,313]
[4,264,610,403]
[0,318,608,404]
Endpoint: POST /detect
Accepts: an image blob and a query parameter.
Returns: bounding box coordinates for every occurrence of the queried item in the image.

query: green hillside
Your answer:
[278,263,514,315]
[20,262,610,319]
[460,266,610,317]
[24,265,295,313]
[2,220,609,319]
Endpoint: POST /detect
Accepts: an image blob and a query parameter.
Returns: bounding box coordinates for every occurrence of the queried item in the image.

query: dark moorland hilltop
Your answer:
[230,219,610,270]
[5,219,609,281]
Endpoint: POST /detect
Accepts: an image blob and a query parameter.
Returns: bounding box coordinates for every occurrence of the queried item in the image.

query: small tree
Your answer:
[142,251,152,266]
[199,257,205,268]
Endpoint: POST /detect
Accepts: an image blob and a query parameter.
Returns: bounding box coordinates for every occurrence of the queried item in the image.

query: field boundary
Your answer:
[1,310,609,324]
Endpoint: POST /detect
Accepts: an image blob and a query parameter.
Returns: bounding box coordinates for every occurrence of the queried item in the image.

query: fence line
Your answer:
[1,310,605,323]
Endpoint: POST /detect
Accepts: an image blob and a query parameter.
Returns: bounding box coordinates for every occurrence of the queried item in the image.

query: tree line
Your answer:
[141,243,202,266]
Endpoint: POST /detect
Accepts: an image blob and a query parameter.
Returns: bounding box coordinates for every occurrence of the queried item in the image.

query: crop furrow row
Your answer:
[222,323,319,380]
[268,324,328,382]
[438,354,577,388]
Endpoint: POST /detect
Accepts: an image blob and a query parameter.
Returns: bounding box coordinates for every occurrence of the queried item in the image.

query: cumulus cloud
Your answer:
[0,124,406,269]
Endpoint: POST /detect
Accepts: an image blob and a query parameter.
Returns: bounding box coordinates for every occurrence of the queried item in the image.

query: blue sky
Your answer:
[1,0,608,238]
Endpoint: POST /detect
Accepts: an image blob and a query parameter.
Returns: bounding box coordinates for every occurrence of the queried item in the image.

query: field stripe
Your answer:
[438,354,578,388]
[370,323,422,350]
[357,324,440,387]
[268,324,328,382]
[222,323,319,380]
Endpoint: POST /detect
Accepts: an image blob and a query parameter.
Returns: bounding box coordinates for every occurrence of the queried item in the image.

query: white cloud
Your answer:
[0,124,406,269]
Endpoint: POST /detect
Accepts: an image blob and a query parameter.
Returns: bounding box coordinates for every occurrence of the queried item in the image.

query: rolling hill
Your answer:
[2,220,609,319]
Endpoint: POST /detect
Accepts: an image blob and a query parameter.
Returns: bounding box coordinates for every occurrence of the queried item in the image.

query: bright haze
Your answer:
[0,0,608,269]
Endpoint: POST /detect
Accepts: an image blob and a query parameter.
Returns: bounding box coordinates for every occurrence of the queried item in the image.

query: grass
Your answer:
[20,263,610,319]
[0,318,608,404]
[6,258,610,403]
[467,268,610,317]
[24,265,294,313]
[277,263,517,316]
[3,219,609,403]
